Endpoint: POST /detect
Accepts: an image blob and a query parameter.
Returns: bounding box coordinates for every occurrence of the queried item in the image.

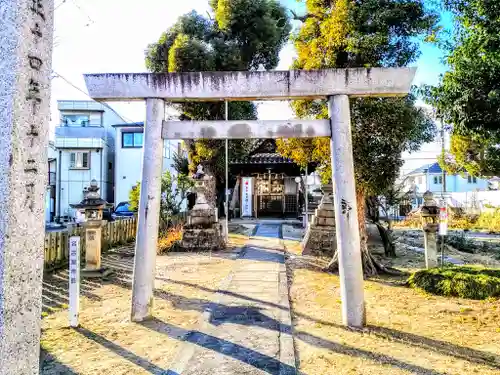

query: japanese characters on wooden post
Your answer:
[69,236,81,328]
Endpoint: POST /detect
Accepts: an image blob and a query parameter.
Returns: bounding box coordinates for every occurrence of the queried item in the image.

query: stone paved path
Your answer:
[167,238,296,375]
[253,223,282,239]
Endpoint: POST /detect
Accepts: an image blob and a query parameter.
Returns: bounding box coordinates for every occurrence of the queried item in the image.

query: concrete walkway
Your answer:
[167,237,296,375]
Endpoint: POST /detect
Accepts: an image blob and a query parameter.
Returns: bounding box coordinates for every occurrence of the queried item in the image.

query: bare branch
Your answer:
[290,9,317,23]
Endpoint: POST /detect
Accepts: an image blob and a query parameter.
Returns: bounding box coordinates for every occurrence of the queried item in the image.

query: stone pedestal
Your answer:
[81,222,113,278]
[423,224,439,269]
[181,171,225,251]
[302,185,337,256]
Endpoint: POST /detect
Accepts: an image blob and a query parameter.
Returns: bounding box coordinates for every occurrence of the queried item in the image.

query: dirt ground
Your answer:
[40,229,500,375]
[40,245,237,375]
[284,240,500,375]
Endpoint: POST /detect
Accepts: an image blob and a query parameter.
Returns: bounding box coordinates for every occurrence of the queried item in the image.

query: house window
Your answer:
[417,176,423,184]
[62,114,90,126]
[468,175,478,184]
[122,131,143,148]
[70,151,90,169]
[164,140,171,158]
[433,176,443,184]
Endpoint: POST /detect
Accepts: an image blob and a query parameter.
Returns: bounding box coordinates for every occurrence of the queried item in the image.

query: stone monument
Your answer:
[419,191,439,268]
[70,180,113,278]
[302,184,337,256]
[180,165,225,251]
[0,1,55,372]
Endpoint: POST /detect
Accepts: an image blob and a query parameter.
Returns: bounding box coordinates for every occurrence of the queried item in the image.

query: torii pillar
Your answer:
[84,68,415,327]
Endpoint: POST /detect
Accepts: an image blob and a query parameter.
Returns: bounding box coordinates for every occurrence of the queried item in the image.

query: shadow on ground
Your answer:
[41,243,500,374]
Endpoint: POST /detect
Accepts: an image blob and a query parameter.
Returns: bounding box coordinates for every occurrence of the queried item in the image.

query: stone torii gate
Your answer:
[84,68,415,328]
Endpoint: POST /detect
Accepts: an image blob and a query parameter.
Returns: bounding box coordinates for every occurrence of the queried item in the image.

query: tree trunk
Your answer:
[375,222,396,257]
[327,188,393,277]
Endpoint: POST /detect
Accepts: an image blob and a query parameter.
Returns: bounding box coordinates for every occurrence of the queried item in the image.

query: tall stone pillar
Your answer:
[0,1,54,373]
[328,95,365,328]
[131,98,165,322]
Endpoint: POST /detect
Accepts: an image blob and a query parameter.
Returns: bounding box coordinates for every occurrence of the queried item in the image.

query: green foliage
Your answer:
[279,0,437,195]
[145,2,291,180]
[128,185,140,212]
[129,171,193,231]
[438,133,500,178]
[396,208,500,234]
[445,232,476,253]
[172,149,190,176]
[408,266,500,300]
[424,0,500,176]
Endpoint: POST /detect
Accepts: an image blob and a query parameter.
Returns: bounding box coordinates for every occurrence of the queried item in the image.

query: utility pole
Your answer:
[441,118,447,195]
[225,101,229,242]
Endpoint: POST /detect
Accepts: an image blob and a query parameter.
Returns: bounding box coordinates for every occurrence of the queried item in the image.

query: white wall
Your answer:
[114,126,182,204]
[57,147,111,218]
[448,191,500,210]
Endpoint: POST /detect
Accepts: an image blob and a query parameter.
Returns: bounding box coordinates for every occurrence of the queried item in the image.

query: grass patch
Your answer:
[408,266,500,300]
[288,251,500,374]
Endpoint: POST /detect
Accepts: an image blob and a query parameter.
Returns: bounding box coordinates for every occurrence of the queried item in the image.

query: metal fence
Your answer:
[44,217,137,272]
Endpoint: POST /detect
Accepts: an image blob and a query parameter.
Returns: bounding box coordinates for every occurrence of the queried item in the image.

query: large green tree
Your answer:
[425,0,500,177]
[277,0,437,275]
[145,2,291,183]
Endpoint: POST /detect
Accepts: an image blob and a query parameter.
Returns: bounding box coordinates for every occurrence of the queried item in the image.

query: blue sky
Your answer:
[50,0,453,174]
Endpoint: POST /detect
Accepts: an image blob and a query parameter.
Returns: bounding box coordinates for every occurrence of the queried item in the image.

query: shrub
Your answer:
[407,266,500,300]
[475,208,500,233]
[395,208,500,233]
[129,171,192,232]
[157,225,183,254]
[445,232,476,253]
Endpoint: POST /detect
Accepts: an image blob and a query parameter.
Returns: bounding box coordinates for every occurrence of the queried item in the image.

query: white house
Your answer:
[112,122,183,205]
[54,100,127,221]
[403,162,491,209]
[405,162,489,194]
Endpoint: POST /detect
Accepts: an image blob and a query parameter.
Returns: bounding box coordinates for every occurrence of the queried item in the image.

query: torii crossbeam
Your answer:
[84,67,416,328]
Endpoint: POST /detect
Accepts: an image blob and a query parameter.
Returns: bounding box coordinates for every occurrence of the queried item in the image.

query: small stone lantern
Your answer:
[70,179,113,278]
[419,191,439,268]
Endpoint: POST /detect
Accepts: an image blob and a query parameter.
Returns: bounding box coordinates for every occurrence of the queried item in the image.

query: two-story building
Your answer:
[404,162,490,207]
[54,100,127,221]
[112,122,184,205]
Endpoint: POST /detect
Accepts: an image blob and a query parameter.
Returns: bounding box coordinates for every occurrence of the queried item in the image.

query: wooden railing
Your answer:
[44,217,137,272]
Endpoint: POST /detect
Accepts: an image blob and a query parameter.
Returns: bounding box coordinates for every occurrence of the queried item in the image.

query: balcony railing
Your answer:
[55,137,105,149]
[55,126,107,138]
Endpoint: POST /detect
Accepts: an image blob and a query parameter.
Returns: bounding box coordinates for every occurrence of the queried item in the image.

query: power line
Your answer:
[52,71,135,124]
[68,0,95,27]
[53,0,95,49]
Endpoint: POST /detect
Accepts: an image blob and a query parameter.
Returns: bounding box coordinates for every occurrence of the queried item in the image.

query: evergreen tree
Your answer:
[277,0,438,275]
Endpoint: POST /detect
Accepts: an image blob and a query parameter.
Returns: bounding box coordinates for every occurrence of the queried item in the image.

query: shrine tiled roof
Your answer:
[230,153,294,164]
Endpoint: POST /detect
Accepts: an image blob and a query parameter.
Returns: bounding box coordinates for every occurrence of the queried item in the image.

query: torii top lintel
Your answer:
[83,68,416,102]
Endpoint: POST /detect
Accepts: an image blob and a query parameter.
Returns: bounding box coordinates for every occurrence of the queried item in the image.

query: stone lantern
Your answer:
[70,179,113,278]
[180,165,225,251]
[419,191,439,268]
